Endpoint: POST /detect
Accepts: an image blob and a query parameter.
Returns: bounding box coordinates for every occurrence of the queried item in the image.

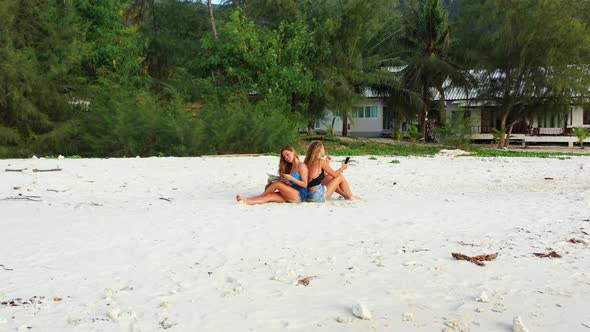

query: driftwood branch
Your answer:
[2,196,42,202]
[0,264,14,271]
[5,168,62,173]
[47,189,68,193]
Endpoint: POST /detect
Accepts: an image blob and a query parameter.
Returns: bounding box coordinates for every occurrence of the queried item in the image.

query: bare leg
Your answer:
[238,181,301,204]
[242,192,287,205]
[325,175,353,200]
[322,175,346,198]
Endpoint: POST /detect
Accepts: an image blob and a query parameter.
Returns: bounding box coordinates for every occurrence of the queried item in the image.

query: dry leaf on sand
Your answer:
[533,251,562,258]
[297,276,318,286]
[451,252,498,267]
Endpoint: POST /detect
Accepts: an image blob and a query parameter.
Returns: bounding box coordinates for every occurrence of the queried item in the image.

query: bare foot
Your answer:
[350,195,362,201]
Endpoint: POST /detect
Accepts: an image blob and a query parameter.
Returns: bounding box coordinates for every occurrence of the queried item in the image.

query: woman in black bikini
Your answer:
[236,146,308,205]
[304,141,355,202]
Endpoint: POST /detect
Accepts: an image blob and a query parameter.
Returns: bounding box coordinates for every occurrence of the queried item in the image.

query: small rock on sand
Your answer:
[109,308,121,321]
[104,288,116,300]
[476,291,489,303]
[17,324,32,331]
[402,312,413,321]
[336,316,353,324]
[352,302,372,320]
[513,316,530,332]
[443,319,470,332]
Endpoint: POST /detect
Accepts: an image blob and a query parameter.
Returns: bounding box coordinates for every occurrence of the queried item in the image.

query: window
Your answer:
[539,113,566,128]
[315,119,321,129]
[351,106,378,118]
[584,106,590,125]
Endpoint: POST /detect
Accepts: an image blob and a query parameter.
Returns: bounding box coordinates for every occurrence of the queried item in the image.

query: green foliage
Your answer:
[142,0,210,87]
[435,109,473,149]
[368,156,377,160]
[392,128,402,141]
[2,0,590,159]
[194,98,299,155]
[490,127,512,146]
[408,125,424,146]
[0,1,83,144]
[314,0,400,136]
[390,159,400,164]
[453,0,590,138]
[470,150,590,158]
[299,138,441,157]
[77,0,147,86]
[196,10,314,106]
[399,0,472,136]
[572,127,590,148]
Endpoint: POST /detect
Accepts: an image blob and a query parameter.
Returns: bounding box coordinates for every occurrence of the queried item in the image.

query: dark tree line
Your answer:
[0,0,588,157]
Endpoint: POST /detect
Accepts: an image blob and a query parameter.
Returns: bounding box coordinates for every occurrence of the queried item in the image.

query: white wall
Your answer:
[318,99,385,136]
[446,103,482,133]
[570,106,589,128]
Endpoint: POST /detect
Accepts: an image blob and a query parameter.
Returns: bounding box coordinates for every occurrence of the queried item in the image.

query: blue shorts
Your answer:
[306,184,326,203]
[296,187,308,202]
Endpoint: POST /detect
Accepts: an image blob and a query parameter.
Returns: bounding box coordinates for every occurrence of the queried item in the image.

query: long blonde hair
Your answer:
[278,146,299,175]
[304,141,324,165]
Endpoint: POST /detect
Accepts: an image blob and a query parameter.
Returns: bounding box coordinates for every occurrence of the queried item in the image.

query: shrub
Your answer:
[436,109,473,149]
[193,98,299,155]
[408,125,423,146]
[572,127,589,149]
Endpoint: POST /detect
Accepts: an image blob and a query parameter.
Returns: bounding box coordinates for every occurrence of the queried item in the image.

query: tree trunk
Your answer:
[499,110,509,148]
[342,115,348,137]
[207,0,218,40]
[151,0,157,32]
[421,83,429,139]
[505,120,519,148]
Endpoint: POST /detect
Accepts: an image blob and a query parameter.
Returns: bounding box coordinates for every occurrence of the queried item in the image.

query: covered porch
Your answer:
[446,103,590,146]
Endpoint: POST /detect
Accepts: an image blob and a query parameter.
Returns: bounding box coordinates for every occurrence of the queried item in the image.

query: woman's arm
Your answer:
[321,159,347,178]
[282,163,308,188]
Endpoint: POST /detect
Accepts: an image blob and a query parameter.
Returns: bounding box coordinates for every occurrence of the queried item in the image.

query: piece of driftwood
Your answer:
[5,168,62,172]
[47,189,68,193]
[0,264,14,271]
[1,196,42,202]
[451,252,498,267]
[568,238,586,244]
[457,241,481,247]
[159,197,172,202]
[533,251,562,258]
[1,296,44,307]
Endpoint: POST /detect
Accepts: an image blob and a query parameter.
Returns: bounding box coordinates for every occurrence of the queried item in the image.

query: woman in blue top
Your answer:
[236,146,308,205]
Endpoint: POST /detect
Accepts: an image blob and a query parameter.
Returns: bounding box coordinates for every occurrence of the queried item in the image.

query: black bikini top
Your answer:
[308,169,325,188]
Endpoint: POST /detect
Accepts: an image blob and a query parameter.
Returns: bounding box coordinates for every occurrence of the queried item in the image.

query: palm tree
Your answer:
[314,0,402,137]
[398,0,472,139]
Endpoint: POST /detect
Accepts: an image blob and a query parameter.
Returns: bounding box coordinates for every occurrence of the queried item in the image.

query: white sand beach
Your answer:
[1,155,590,331]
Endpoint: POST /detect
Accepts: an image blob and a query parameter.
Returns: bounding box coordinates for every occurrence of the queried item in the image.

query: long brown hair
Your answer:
[304,141,324,165]
[278,146,299,175]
